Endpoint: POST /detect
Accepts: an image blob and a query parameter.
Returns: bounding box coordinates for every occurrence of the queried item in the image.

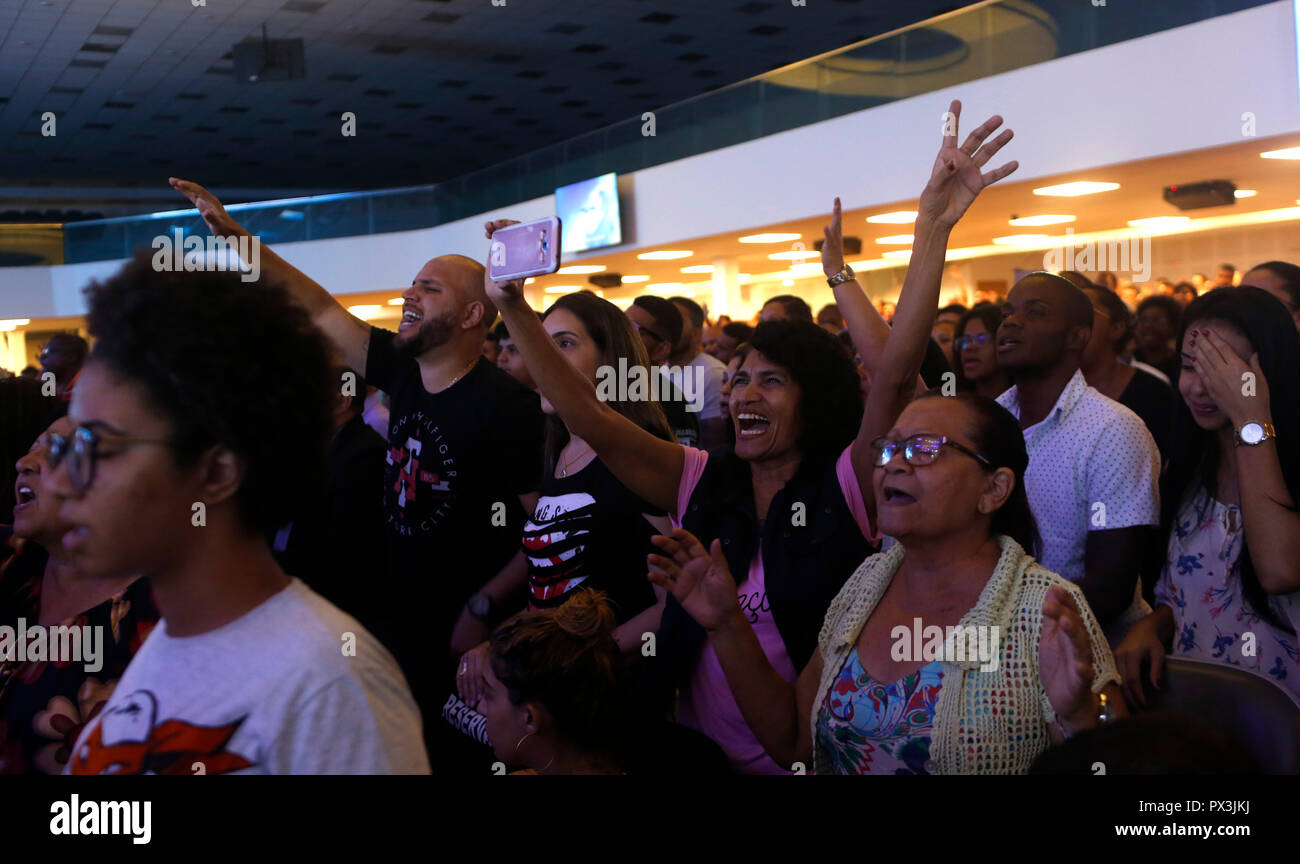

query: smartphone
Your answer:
[488,216,562,282]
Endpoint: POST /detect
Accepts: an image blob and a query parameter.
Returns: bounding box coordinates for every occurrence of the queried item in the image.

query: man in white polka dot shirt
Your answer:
[995,272,1160,646]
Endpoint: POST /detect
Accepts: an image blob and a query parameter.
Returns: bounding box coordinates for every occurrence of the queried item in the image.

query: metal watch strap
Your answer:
[827,264,854,287]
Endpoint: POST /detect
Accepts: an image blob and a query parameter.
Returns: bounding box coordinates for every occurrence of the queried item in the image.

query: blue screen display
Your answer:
[555,173,622,253]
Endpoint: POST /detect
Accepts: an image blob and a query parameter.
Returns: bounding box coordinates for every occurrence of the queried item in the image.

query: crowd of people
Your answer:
[0,100,1296,774]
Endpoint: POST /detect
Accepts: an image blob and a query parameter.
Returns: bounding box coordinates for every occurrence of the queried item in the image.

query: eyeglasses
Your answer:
[48,426,172,493]
[871,434,992,469]
[954,331,993,352]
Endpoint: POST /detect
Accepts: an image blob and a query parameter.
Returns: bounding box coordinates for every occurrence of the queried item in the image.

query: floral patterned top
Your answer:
[1155,486,1300,701]
[0,529,158,774]
[815,646,943,775]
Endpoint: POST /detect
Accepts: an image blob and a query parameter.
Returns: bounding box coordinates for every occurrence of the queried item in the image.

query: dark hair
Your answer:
[332,364,367,414]
[669,296,705,330]
[543,291,673,473]
[484,326,501,345]
[762,295,813,322]
[1163,286,1299,633]
[1245,260,1300,309]
[952,305,1004,391]
[1137,294,1183,328]
[721,321,753,343]
[1173,281,1197,298]
[914,391,1040,557]
[1018,271,1093,332]
[83,251,334,536]
[490,589,627,767]
[816,303,845,328]
[46,332,89,363]
[1219,263,1236,274]
[0,376,60,522]
[745,320,862,466]
[1084,285,1134,354]
[491,319,510,340]
[631,295,683,347]
[937,303,969,318]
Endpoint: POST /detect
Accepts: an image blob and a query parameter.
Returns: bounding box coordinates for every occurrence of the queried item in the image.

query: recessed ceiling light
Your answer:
[557,264,605,274]
[882,250,913,259]
[768,250,819,260]
[637,250,692,260]
[0,318,30,331]
[1032,181,1120,197]
[992,234,1050,245]
[867,211,918,224]
[544,285,582,294]
[1127,216,1190,228]
[738,232,800,243]
[1260,146,1300,159]
[782,279,795,286]
[647,282,682,292]
[1233,189,1257,198]
[347,304,383,320]
[621,274,650,283]
[387,297,404,305]
[875,235,914,245]
[524,278,535,285]
[737,273,751,281]
[680,264,714,274]
[1008,215,1075,226]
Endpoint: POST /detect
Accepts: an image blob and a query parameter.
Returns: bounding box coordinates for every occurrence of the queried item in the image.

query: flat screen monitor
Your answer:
[555,173,621,253]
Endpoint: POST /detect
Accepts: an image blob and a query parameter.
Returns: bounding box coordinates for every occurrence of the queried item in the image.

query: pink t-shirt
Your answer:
[672,445,875,774]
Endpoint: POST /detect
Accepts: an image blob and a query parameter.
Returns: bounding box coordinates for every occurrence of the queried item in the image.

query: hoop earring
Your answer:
[513,732,532,757]
[514,731,556,773]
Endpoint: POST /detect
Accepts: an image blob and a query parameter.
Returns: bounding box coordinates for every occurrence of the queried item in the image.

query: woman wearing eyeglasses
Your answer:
[0,416,159,774]
[952,305,1010,400]
[486,102,1021,773]
[648,390,1126,775]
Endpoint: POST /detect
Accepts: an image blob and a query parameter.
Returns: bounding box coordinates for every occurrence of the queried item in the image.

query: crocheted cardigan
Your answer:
[810,535,1120,775]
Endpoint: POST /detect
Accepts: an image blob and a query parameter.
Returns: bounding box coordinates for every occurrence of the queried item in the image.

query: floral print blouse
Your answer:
[815,645,943,774]
[0,529,158,774]
[1155,487,1300,701]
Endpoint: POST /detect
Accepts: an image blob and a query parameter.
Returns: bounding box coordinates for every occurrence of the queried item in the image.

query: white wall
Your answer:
[3,0,1298,319]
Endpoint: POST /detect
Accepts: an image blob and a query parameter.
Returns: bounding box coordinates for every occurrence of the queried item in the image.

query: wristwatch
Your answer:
[1234,421,1276,447]
[466,593,493,621]
[826,264,855,287]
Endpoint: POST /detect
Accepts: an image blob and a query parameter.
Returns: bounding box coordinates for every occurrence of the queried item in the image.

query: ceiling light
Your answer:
[524,278,535,285]
[387,297,404,305]
[1032,181,1120,197]
[875,235,914,245]
[0,318,30,331]
[557,264,605,274]
[647,282,682,291]
[992,234,1050,245]
[621,275,650,283]
[544,285,582,294]
[782,279,795,286]
[1127,216,1190,228]
[882,250,913,259]
[738,233,800,243]
[637,250,692,260]
[1233,189,1257,198]
[1008,215,1075,226]
[737,273,751,281]
[866,211,918,224]
[347,305,383,320]
[1260,146,1300,159]
[680,264,715,274]
[768,250,819,260]
[791,262,821,273]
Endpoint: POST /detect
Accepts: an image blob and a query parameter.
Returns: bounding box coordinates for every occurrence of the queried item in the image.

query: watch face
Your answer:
[1240,422,1264,444]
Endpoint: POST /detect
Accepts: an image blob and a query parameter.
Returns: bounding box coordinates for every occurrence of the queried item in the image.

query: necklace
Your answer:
[441,356,478,391]
[558,441,593,478]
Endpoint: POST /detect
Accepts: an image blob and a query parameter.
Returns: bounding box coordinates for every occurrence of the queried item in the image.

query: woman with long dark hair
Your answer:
[1116,286,1300,704]
[456,291,676,705]
[952,305,1009,399]
[484,101,1020,772]
[647,390,1125,774]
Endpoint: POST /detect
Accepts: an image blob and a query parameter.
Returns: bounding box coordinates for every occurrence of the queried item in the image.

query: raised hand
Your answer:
[1186,327,1270,427]
[169,177,240,236]
[647,529,741,632]
[482,218,526,306]
[1038,585,1097,733]
[822,197,846,278]
[919,99,1018,230]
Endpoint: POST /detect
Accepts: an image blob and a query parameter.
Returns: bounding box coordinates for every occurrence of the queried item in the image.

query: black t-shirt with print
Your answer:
[1119,366,1174,462]
[365,328,544,695]
[655,370,700,448]
[523,456,663,623]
